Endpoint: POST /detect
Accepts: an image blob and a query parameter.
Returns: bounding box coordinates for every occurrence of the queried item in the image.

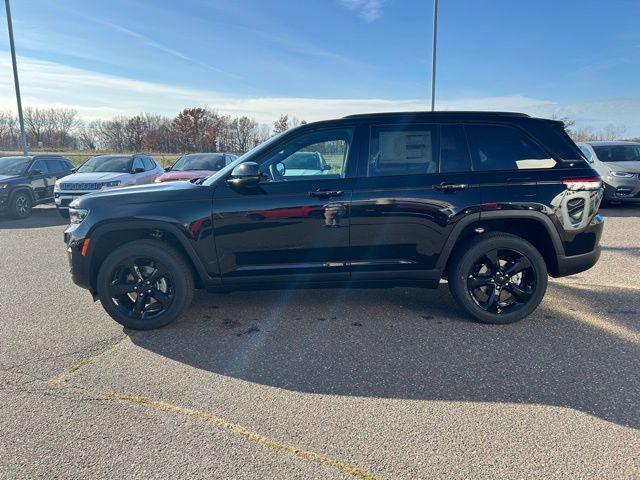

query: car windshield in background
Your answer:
[284,152,321,169]
[77,156,132,173]
[0,156,30,175]
[593,145,640,162]
[172,154,223,171]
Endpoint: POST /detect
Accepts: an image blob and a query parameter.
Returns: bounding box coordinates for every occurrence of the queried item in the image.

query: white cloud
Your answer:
[341,0,387,22]
[0,53,638,135]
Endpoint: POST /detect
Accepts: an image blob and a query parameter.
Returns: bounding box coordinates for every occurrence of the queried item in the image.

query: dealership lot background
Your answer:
[1,204,638,479]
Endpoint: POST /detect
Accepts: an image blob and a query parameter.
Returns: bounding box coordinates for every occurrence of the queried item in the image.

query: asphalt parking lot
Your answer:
[1,205,639,479]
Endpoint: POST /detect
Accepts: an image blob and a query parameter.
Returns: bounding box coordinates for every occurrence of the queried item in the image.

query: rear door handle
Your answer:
[309,189,343,199]
[434,183,468,191]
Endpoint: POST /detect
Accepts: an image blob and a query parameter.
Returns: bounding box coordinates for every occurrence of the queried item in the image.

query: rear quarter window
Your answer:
[465,124,554,171]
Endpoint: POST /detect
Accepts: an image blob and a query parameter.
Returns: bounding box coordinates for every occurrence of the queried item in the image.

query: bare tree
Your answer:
[602,124,626,141]
[273,114,288,135]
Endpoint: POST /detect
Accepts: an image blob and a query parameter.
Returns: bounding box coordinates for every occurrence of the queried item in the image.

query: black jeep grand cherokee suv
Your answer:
[64,112,603,330]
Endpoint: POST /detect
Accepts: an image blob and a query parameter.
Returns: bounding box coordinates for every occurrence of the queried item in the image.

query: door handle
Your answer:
[309,190,343,199]
[434,183,468,191]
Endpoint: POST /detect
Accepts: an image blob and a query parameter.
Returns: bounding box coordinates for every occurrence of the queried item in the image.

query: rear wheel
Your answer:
[10,191,33,219]
[96,240,194,330]
[448,233,547,324]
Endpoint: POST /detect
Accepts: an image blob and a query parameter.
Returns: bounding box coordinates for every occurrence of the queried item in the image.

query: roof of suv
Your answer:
[343,111,532,119]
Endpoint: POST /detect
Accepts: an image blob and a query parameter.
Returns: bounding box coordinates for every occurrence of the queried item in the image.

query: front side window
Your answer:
[142,157,155,170]
[259,128,352,182]
[30,159,48,174]
[132,157,145,172]
[368,125,438,177]
[440,125,472,173]
[593,144,640,163]
[466,124,552,171]
[78,156,132,173]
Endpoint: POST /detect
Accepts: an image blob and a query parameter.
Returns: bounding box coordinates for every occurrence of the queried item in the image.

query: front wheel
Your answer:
[96,240,194,330]
[448,233,548,324]
[10,191,33,219]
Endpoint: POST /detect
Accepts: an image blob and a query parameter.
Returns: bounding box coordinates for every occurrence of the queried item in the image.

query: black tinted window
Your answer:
[466,125,551,171]
[45,159,65,173]
[30,159,48,174]
[369,124,438,177]
[439,125,471,173]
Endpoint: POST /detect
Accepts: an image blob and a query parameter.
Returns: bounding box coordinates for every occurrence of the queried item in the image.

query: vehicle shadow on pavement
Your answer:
[0,206,67,230]
[127,282,640,430]
[599,206,640,218]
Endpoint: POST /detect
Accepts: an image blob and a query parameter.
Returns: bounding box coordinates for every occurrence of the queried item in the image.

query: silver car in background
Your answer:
[54,154,164,217]
[577,141,640,205]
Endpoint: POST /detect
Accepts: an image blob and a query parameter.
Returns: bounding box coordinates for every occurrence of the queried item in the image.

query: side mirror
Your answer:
[322,164,332,171]
[164,166,171,172]
[226,162,260,188]
[133,167,145,174]
[70,168,77,173]
[29,169,43,176]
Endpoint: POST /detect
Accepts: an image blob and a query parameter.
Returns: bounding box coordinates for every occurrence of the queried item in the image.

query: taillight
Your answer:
[563,177,602,191]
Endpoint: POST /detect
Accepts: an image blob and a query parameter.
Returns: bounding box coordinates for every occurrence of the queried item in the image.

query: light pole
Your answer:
[5,0,28,155]
[430,0,439,112]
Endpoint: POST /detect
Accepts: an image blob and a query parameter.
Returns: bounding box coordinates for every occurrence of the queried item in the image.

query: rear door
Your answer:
[349,123,480,280]
[212,126,357,283]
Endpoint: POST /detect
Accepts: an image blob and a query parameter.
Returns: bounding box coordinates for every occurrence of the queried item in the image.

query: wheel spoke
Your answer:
[150,289,171,308]
[468,275,492,289]
[125,260,143,281]
[145,267,168,285]
[110,281,136,296]
[132,294,146,318]
[484,249,500,273]
[504,284,532,303]
[484,286,500,313]
[503,257,531,277]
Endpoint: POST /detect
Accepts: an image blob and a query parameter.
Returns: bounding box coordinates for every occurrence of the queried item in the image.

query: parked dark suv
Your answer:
[64,112,603,329]
[0,154,74,218]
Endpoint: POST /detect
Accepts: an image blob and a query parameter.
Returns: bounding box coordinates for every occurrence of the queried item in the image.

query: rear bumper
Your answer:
[556,246,601,277]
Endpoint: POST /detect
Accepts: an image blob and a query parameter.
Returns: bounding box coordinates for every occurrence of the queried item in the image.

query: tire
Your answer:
[96,240,194,330]
[9,191,33,219]
[448,233,548,324]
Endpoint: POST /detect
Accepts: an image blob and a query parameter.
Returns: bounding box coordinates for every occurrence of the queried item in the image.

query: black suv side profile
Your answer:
[0,154,74,218]
[64,112,603,330]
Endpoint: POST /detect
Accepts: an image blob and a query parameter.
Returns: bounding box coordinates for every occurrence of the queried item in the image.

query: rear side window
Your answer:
[439,125,471,173]
[368,124,438,177]
[45,159,64,173]
[466,124,553,171]
[143,157,156,170]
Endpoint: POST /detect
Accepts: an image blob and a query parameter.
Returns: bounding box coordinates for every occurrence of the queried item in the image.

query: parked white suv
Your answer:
[54,154,164,217]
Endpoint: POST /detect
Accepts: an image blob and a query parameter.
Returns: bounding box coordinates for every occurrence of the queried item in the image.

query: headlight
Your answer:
[609,171,635,178]
[69,208,89,224]
[104,180,122,188]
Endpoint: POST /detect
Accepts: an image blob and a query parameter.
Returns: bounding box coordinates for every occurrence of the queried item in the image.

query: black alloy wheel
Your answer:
[448,233,548,324]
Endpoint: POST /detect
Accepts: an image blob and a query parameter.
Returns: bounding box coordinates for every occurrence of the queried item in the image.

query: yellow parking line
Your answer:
[102,391,378,480]
[47,339,123,386]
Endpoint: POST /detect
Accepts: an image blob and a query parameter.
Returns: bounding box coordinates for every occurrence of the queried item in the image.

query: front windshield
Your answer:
[172,153,223,171]
[593,145,640,163]
[0,156,30,175]
[203,130,290,186]
[77,155,132,173]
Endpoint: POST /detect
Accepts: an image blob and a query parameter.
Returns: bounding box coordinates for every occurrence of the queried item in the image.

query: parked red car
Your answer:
[155,153,237,183]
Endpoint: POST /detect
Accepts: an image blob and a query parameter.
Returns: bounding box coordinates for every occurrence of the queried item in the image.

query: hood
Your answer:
[0,174,20,183]
[602,161,640,172]
[57,172,131,184]
[156,169,215,182]
[72,179,209,209]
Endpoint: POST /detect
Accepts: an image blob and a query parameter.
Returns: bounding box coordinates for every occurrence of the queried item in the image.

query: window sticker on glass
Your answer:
[379,131,432,165]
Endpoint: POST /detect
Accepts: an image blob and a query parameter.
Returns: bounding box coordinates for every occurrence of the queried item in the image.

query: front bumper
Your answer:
[64,225,93,293]
[55,191,91,209]
[556,246,601,277]
[603,179,640,202]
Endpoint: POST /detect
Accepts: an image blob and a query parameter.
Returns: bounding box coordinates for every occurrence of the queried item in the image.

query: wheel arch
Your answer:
[87,220,210,291]
[439,211,564,278]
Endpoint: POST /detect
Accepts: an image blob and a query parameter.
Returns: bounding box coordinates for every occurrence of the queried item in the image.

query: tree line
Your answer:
[0,107,635,154]
[0,107,305,154]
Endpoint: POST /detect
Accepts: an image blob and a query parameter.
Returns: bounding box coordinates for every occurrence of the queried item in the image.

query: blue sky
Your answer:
[1,0,639,133]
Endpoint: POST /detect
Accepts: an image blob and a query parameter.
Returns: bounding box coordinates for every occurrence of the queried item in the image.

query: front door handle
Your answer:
[434,183,468,191]
[309,189,343,199]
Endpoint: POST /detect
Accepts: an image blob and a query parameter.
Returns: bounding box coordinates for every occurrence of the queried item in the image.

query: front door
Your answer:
[212,127,357,284]
[349,123,481,280]
[28,159,55,202]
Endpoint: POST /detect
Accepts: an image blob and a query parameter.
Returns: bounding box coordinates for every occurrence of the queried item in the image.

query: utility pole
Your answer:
[5,0,28,155]
[430,0,439,112]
